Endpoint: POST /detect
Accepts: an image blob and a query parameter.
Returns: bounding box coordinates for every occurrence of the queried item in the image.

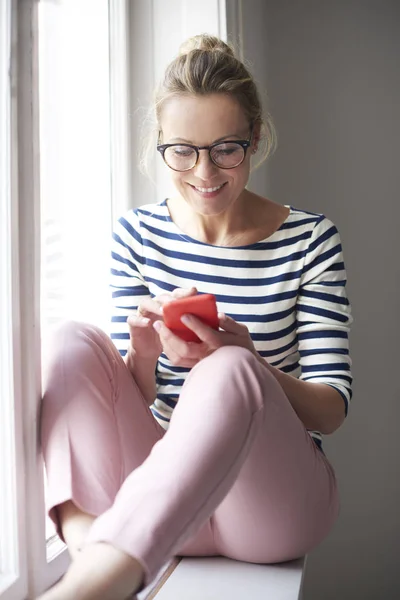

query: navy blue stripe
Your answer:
[215,290,298,305]
[308,225,338,254]
[150,407,170,422]
[297,303,349,323]
[111,286,149,298]
[251,321,297,342]
[300,288,349,306]
[158,358,190,373]
[145,258,304,286]
[140,280,299,306]
[326,262,345,272]
[118,215,143,245]
[143,277,176,292]
[137,207,169,222]
[111,333,129,340]
[298,329,348,340]
[156,377,185,387]
[302,374,353,385]
[258,338,298,358]
[111,268,132,278]
[303,245,342,275]
[280,216,319,230]
[112,232,144,265]
[140,221,200,244]
[229,307,294,323]
[300,348,349,357]
[142,211,318,232]
[142,237,307,269]
[112,305,140,311]
[320,280,346,287]
[111,316,128,323]
[140,220,313,250]
[301,362,351,373]
[156,394,179,408]
[112,249,143,271]
[280,362,299,374]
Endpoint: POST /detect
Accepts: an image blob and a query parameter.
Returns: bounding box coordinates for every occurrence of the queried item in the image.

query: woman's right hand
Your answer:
[127,287,198,362]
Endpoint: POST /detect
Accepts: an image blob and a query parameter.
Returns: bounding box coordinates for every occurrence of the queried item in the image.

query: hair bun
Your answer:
[178,34,235,57]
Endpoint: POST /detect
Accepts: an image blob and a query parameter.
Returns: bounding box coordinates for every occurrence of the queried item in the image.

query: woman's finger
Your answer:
[153,319,205,362]
[217,312,247,333]
[180,314,220,345]
[137,298,164,318]
[172,286,198,298]
[127,314,150,328]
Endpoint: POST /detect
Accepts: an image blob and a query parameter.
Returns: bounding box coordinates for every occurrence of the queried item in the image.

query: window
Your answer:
[1,1,236,598]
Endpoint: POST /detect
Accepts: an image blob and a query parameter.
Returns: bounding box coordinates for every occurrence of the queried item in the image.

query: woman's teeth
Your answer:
[194,184,225,193]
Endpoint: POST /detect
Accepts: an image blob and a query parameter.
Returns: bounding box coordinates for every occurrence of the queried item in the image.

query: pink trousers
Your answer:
[40,321,339,587]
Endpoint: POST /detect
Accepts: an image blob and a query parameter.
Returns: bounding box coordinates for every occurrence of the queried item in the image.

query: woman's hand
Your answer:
[127,287,198,362]
[153,312,257,368]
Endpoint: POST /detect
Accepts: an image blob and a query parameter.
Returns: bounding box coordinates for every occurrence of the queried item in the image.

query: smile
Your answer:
[191,183,226,193]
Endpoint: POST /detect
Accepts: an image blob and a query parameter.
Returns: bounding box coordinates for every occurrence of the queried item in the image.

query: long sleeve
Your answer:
[109,210,152,357]
[296,215,353,416]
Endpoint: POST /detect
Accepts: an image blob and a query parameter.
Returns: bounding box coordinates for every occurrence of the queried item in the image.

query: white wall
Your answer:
[127,1,400,596]
[241,1,400,598]
[128,0,228,208]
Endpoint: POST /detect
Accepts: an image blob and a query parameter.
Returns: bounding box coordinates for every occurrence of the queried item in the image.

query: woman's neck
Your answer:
[167,192,289,247]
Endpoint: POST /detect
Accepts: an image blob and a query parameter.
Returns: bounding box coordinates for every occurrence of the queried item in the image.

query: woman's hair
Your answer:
[140,34,277,176]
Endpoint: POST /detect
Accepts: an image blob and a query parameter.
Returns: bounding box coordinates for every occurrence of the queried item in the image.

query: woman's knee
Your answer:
[45,320,118,376]
[187,345,277,413]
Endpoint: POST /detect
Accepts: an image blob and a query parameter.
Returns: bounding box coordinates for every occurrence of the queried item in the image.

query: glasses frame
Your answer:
[156,134,253,172]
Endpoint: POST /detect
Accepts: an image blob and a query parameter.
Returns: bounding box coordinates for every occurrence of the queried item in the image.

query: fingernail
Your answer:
[180,315,190,325]
[153,321,162,332]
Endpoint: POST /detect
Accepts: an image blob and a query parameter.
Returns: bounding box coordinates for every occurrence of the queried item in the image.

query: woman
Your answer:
[39,34,352,600]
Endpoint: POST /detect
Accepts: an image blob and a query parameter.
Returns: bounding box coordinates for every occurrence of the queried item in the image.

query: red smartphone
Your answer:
[163,293,219,343]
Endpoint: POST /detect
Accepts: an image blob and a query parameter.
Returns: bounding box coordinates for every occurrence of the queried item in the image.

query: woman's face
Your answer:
[159,93,256,217]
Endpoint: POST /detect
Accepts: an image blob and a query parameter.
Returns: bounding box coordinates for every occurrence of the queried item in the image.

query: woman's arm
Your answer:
[288,215,352,434]
[255,355,346,434]
[124,350,158,407]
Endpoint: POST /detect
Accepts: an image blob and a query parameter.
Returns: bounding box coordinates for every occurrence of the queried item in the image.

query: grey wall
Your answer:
[242,1,400,598]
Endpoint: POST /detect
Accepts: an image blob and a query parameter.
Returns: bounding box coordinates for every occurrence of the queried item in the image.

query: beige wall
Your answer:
[241,1,400,598]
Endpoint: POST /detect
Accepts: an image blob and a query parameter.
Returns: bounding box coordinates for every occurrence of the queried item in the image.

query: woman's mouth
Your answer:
[189,182,227,198]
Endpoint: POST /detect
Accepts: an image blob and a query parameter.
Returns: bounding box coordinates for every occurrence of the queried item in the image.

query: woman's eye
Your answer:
[214,147,239,157]
[172,147,193,157]
[216,148,236,156]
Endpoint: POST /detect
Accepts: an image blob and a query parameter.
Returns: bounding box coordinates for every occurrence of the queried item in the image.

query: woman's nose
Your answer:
[192,149,219,180]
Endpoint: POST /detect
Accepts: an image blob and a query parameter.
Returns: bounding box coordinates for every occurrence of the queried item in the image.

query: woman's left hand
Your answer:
[153,312,257,368]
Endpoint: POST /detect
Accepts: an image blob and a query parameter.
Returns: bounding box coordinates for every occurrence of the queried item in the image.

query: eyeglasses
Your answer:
[157,136,252,172]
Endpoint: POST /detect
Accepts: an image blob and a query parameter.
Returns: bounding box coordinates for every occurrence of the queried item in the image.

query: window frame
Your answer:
[0,1,242,598]
[15,0,70,594]
[0,1,28,599]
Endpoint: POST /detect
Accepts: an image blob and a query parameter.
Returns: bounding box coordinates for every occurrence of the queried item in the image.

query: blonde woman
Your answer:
[39,35,352,600]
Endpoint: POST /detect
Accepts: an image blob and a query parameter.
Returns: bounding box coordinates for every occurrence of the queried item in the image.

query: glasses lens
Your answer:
[164,145,197,171]
[210,143,245,168]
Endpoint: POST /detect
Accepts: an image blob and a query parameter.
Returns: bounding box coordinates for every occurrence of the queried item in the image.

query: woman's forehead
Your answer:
[160,94,249,142]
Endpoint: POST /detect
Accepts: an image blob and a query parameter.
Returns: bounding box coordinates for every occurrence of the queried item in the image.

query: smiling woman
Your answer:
[38,31,352,600]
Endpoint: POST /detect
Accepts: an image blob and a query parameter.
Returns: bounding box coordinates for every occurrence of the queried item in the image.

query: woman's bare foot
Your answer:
[39,502,144,599]
[56,500,95,558]
[37,542,144,600]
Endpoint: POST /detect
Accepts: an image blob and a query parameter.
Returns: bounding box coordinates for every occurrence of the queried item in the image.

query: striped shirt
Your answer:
[110,199,353,451]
